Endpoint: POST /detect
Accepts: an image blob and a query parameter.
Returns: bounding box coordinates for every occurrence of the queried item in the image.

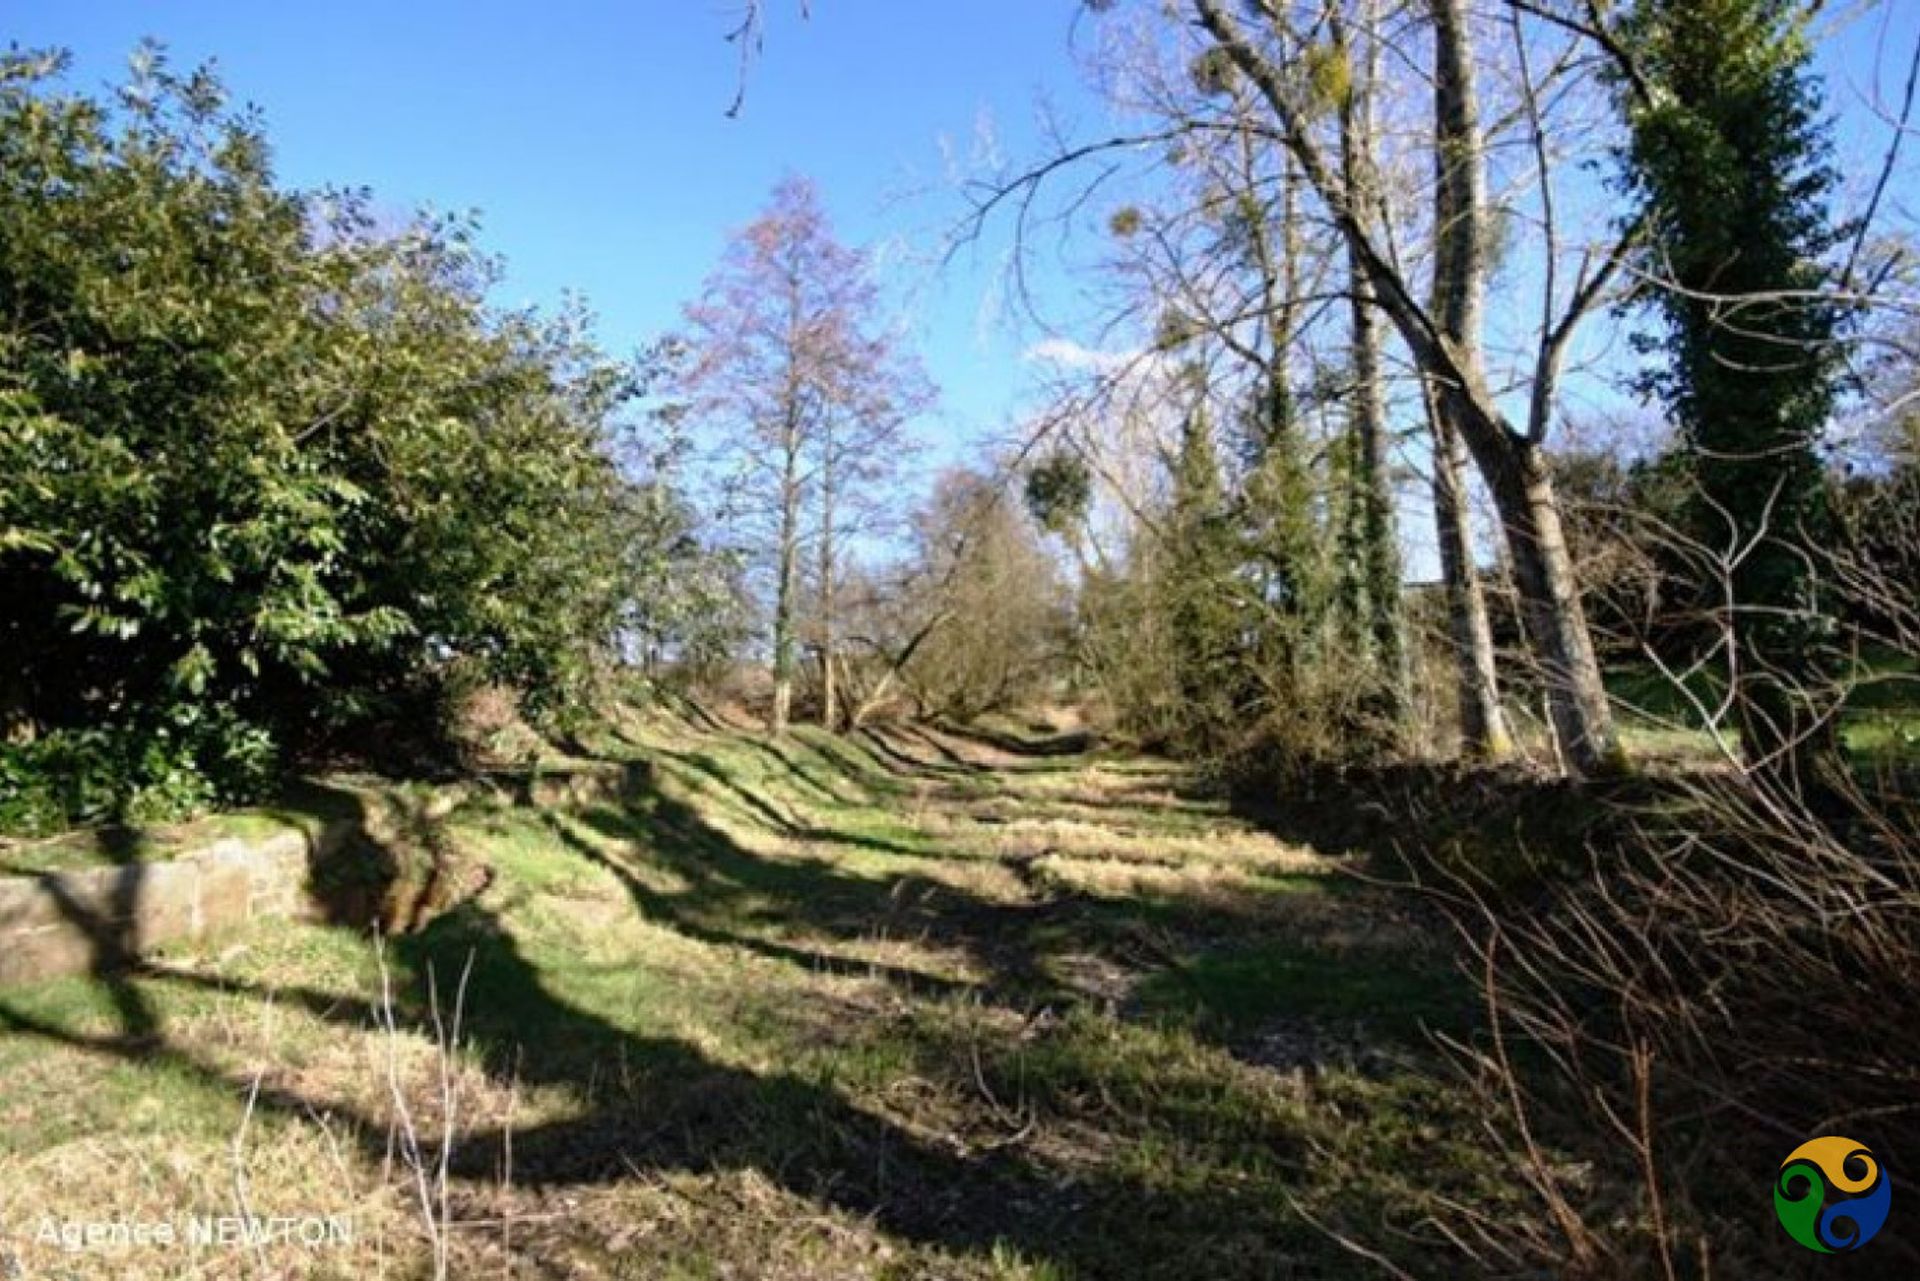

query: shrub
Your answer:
[0,48,729,828]
[0,704,277,836]
[1420,496,1920,1276]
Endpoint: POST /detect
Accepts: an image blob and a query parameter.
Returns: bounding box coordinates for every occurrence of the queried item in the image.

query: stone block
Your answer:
[0,926,101,985]
[0,879,56,932]
[199,860,254,933]
[0,791,457,985]
[124,862,200,943]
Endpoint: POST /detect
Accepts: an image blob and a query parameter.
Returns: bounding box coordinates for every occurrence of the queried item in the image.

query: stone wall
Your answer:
[0,759,650,987]
[0,824,351,986]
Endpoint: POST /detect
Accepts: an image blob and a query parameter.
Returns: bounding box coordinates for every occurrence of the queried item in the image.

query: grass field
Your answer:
[0,716,1516,1279]
[1604,648,1920,768]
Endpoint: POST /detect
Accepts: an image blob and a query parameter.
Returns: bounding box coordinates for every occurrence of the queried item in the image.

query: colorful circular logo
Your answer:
[1775,1136,1892,1252]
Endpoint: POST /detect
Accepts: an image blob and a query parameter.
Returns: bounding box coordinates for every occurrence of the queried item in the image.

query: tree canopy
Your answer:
[0,48,716,828]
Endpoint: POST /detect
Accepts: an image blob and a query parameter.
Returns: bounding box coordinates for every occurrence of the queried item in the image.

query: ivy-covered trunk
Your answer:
[1622,0,1844,781]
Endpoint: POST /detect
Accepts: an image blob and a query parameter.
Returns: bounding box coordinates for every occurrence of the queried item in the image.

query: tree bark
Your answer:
[1335,0,1409,734]
[771,408,800,735]
[1424,0,1510,762]
[1191,0,1624,774]
[818,420,839,731]
[1428,0,1618,773]
[1474,424,1621,772]
[1427,389,1512,759]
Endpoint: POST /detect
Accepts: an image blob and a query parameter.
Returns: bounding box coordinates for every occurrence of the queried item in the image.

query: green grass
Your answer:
[0,712,1518,1279]
[1845,709,1920,766]
[1605,648,1920,768]
[1134,937,1476,1046]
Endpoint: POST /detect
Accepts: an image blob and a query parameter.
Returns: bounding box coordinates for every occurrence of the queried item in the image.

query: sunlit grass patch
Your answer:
[987,815,1332,873]
[0,715,1525,1278]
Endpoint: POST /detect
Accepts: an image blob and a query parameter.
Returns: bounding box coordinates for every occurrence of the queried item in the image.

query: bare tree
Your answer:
[740,0,1662,772]
[810,327,932,729]
[902,467,1070,720]
[1422,0,1514,759]
[680,176,928,732]
[1188,0,1636,774]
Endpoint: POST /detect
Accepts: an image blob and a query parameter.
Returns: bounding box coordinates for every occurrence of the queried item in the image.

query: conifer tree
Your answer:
[1164,374,1247,751]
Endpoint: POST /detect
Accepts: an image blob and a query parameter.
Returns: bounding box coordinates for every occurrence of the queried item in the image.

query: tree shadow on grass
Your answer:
[1,881,1318,1277]
[559,792,1075,1005]
[655,747,806,833]
[1217,759,1644,891]
[31,826,162,1048]
[651,748,942,860]
[416,886,1328,1279]
[533,807,982,1002]
[0,735,1479,1277]
[925,722,1095,762]
[852,725,990,781]
[548,778,1469,1068]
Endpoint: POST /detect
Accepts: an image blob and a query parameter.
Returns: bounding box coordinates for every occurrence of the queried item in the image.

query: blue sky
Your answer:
[12,1,1917,581]
[9,1,1112,475]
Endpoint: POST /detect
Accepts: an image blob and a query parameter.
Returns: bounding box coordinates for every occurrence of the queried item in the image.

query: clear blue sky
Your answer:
[9,0,1113,476]
[11,1,1917,582]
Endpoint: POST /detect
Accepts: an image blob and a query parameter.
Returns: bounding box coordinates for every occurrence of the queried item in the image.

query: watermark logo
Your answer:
[1775,1136,1892,1253]
[15,1212,354,1259]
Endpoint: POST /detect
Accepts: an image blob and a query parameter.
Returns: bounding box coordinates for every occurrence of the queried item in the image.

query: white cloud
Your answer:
[1022,337,1138,373]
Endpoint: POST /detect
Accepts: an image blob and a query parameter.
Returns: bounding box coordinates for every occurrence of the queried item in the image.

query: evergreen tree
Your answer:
[1621,0,1845,775]
[0,49,712,830]
[1239,372,1325,720]
[1163,375,1247,752]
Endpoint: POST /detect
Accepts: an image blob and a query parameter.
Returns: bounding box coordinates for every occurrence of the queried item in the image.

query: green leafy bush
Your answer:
[0,704,277,835]
[0,47,730,831]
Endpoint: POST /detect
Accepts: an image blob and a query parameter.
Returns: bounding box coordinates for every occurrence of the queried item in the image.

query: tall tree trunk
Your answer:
[1238,142,1314,707]
[1473,428,1620,773]
[1623,0,1842,784]
[1349,286,1409,728]
[771,413,800,735]
[1426,0,1615,773]
[818,426,838,731]
[1425,0,1509,761]
[1427,390,1511,759]
[1335,0,1408,735]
